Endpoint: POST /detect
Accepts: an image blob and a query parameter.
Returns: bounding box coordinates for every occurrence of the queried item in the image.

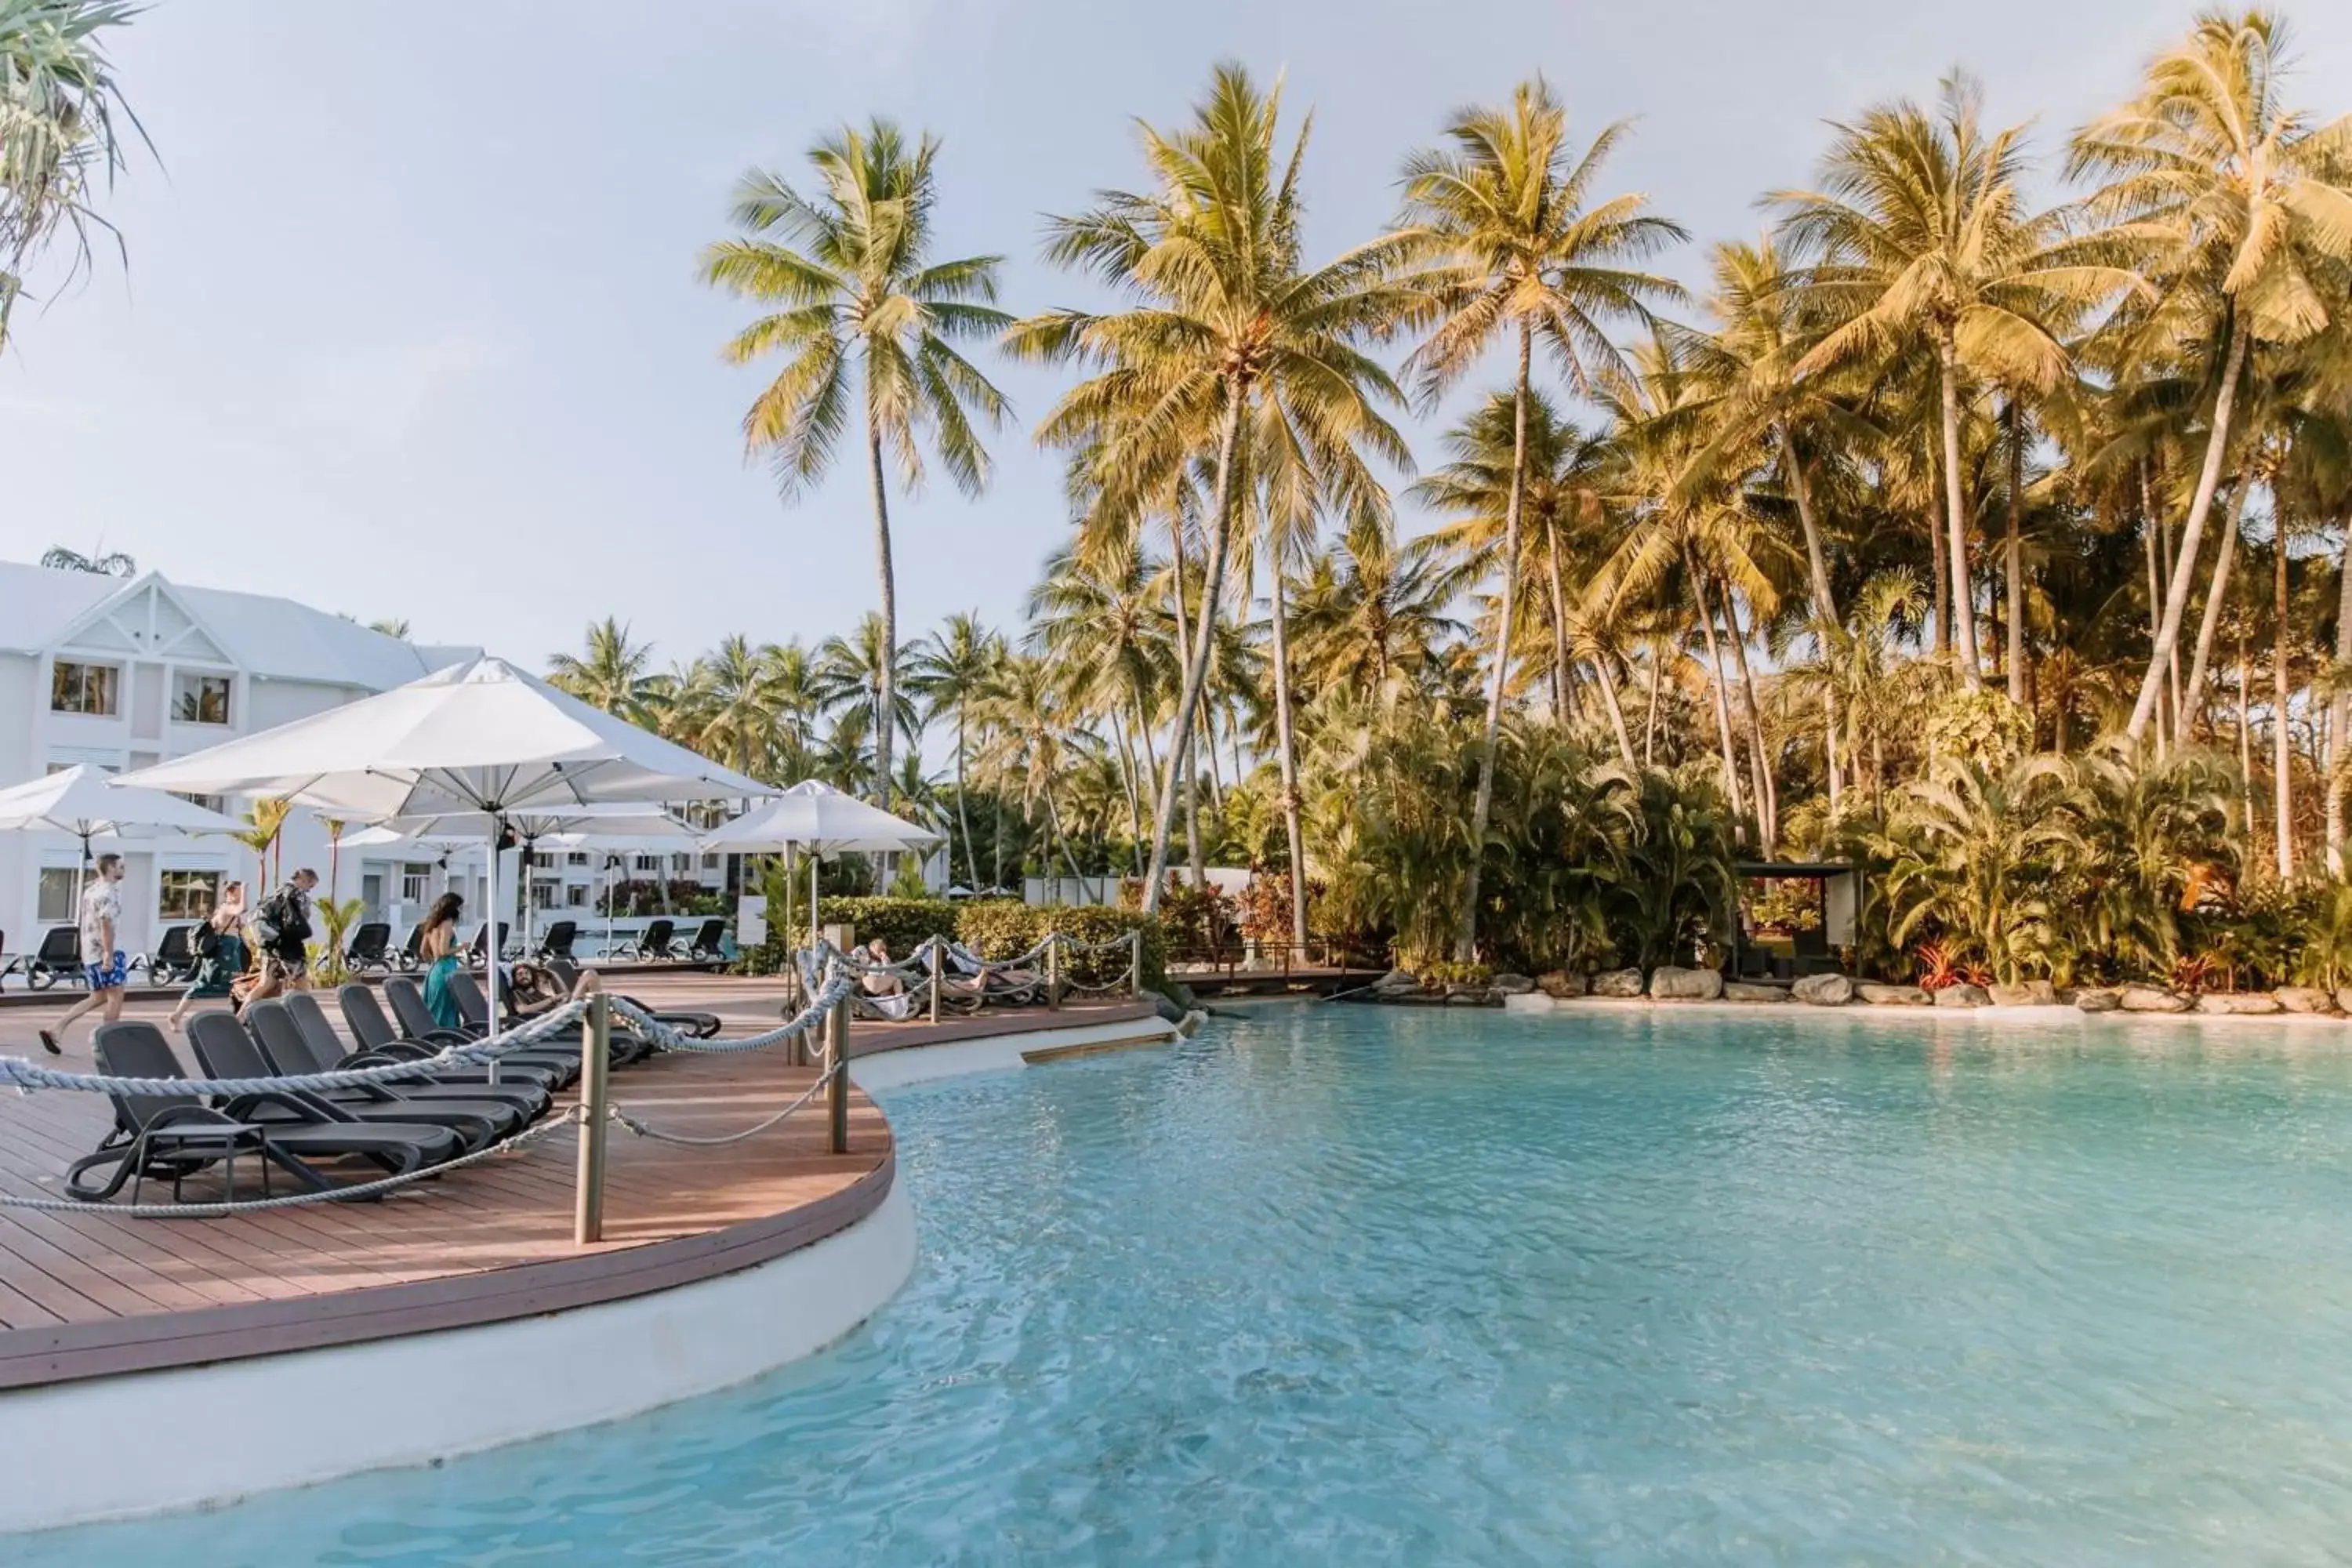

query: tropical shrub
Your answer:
[1610,765,1738,971]
[816,896,960,956]
[1875,756,2080,983]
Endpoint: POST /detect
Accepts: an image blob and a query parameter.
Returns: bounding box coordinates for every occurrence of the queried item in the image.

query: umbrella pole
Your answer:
[485,827,501,1082]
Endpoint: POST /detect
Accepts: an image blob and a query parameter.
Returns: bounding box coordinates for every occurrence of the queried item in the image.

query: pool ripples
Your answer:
[24,1005,2352,1564]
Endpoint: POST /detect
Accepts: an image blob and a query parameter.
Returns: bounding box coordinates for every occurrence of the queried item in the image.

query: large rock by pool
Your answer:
[1591,967,1645,999]
[1933,982,1991,1007]
[2119,985,2191,1013]
[1648,965,1723,1001]
[1722,981,1788,1003]
[1987,979,2060,1007]
[1857,982,1930,1007]
[2195,991,2283,1014]
[1793,973,1854,1006]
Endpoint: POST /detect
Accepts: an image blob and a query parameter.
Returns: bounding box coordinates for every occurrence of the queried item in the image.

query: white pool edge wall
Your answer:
[0,1013,1181,1536]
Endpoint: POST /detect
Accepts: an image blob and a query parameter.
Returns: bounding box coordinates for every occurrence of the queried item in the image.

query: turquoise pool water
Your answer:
[26,1005,2352,1563]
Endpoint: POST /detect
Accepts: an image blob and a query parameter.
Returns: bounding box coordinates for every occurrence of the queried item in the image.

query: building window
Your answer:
[671,853,690,873]
[634,855,660,873]
[566,885,588,907]
[49,662,119,716]
[172,791,226,815]
[37,868,78,923]
[172,673,233,725]
[158,869,222,920]
[530,880,558,910]
[567,852,589,867]
[400,863,430,905]
[701,854,720,870]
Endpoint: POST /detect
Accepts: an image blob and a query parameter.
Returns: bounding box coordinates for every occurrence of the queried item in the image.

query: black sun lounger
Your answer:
[277,991,550,1118]
[189,1011,510,1155]
[339,985,563,1093]
[69,1022,461,1203]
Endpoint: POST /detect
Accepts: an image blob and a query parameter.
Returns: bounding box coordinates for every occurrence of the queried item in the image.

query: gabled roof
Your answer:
[0,561,481,693]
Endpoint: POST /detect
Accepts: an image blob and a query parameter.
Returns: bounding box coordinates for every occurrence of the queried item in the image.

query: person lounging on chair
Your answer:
[543,957,718,1039]
[70,1022,462,1204]
[939,941,1045,1007]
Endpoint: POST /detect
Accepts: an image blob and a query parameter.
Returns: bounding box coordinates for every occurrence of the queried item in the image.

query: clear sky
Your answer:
[3,1,2346,688]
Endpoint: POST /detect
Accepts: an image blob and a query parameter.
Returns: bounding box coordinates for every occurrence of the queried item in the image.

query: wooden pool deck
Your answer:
[0,974,1158,1389]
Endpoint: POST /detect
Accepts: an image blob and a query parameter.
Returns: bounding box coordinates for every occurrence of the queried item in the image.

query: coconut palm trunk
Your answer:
[2276,513,2295,881]
[1686,546,1748,824]
[953,697,981,891]
[1726,592,1777,851]
[1544,532,1573,724]
[1589,638,1638,768]
[2330,517,2352,873]
[1142,388,1247,914]
[1781,430,1842,811]
[1268,559,1310,953]
[2004,398,2027,705]
[1454,325,1533,963]
[1934,334,1984,688]
[2180,481,2246,733]
[2127,324,2251,742]
[865,426,898,804]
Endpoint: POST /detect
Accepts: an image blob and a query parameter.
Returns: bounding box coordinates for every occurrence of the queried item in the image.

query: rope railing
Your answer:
[0,1000,597,1099]
[609,1051,840,1148]
[0,1105,586,1218]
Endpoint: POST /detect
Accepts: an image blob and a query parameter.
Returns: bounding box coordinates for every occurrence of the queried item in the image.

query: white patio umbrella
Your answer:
[115,656,765,1043]
[0,763,240,889]
[699,780,942,945]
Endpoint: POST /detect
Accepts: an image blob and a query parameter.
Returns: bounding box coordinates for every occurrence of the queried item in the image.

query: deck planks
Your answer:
[0,973,1156,1387]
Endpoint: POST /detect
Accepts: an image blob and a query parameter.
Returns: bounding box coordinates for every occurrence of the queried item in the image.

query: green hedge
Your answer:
[814,897,960,957]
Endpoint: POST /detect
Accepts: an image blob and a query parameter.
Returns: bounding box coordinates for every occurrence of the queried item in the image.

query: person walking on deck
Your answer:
[38,854,129,1055]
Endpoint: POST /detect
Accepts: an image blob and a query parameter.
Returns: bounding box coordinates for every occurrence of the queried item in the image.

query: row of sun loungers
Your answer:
[60,975,652,1207]
[0,916,734,992]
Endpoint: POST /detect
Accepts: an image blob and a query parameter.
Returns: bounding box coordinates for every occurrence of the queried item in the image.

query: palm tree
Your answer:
[1776,71,2138,689]
[1,0,143,352]
[1414,388,1630,760]
[2068,10,2352,743]
[677,634,786,777]
[548,617,659,724]
[1007,63,1417,915]
[815,613,920,765]
[975,652,1093,887]
[905,612,1005,891]
[1396,77,1686,958]
[1287,522,1468,702]
[700,118,1011,800]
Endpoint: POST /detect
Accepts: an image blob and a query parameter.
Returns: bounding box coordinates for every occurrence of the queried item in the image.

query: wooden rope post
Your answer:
[1047,935,1062,1010]
[1129,928,1144,997]
[827,994,851,1155]
[928,941,942,1025]
[573,993,611,1246]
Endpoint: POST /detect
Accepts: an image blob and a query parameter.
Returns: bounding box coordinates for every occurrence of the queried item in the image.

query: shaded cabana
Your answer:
[1727,860,1862,981]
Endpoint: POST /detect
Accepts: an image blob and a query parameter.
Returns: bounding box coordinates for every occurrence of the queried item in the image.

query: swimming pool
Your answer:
[25,1004,2352,1563]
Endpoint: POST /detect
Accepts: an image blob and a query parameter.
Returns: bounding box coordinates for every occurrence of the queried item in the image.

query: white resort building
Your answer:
[0,559,732,967]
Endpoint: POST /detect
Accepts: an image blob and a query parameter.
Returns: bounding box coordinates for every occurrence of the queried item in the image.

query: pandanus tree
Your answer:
[2068,9,2352,745]
[1775,71,2140,690]
[0,0,143,352]
[1007,63,1417,916]
[1394,77,1686,960]
[701,118,1011,801]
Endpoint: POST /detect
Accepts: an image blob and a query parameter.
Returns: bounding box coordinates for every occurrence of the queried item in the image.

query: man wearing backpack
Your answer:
[244,868,319,1002]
